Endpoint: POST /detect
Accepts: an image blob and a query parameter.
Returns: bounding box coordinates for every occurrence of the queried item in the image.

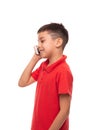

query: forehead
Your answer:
[38,31,51,40]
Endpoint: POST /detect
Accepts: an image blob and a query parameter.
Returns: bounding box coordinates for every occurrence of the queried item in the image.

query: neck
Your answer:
[48,52,63,66]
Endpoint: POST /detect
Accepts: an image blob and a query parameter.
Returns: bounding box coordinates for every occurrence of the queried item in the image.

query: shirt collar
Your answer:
[42,55,67,73]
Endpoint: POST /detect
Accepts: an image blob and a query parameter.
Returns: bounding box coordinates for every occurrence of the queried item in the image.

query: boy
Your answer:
[18,23,73,130]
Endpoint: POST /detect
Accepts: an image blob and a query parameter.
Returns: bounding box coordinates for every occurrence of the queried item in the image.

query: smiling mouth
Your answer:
[39,50,44,52]
[39,50,44,55]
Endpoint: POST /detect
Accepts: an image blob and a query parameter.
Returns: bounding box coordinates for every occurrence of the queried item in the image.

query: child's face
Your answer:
[37,31,58,59]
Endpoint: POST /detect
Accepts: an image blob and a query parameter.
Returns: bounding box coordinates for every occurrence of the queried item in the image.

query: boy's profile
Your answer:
[18,23,73,130]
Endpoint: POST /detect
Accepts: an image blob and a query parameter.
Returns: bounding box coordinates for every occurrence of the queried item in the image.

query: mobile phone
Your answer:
[34,46,40,55]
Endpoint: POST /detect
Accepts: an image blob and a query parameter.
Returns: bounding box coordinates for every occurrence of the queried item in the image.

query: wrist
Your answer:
[32,54,41,62]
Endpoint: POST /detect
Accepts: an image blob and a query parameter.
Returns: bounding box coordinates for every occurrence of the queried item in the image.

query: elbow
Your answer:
[64,108,70,119]
[18,80,27,87]
[18,82,24,87]
[60,107,70,120]
[66,109,70,118]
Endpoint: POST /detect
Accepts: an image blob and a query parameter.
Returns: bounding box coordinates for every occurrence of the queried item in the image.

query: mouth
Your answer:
[39,49,44,52]
[40,50,44,54]
[39,50,44,56]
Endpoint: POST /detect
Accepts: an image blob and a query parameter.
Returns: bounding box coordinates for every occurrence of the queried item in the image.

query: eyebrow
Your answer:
[38,36,45,41]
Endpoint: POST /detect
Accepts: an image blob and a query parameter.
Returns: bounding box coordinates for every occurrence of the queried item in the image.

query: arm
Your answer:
[18,54,41,87]
[49,94,71,130]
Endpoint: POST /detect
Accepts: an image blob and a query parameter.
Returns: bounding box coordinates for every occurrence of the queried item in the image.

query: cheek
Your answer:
[45,46,54,55]
[44,41,52,47]
[45,44,51,51]
[45,42,54,50]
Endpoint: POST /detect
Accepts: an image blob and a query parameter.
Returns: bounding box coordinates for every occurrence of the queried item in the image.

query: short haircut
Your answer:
[37,23,69,49]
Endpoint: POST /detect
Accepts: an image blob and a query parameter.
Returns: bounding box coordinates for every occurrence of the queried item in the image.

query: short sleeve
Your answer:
[58,70,73,96]
[31,63,43,81]
[31,68,40,81]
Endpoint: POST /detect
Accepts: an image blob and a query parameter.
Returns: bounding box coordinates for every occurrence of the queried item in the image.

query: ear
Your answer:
[55,38,63,48]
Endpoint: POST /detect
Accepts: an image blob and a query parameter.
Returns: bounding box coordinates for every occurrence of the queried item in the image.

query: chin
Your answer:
[41,55,47,59]
[40,53,48,58]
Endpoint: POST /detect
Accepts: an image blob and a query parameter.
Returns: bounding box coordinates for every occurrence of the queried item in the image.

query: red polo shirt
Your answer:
[31,55,73,130]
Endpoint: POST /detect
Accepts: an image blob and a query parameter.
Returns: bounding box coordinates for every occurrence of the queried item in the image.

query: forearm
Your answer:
[49,110,69,130]
[18,54,40,87]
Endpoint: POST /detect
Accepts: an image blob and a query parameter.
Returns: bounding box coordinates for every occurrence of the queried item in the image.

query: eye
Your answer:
[41,40,45,43]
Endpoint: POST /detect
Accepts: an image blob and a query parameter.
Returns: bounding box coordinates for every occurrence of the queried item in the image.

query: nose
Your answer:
[38,41,42,48]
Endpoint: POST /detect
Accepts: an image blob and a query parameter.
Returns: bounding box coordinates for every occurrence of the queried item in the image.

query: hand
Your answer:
[33,53,41,61]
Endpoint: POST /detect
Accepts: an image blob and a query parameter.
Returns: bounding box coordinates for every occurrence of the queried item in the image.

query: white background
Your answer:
[0,0,87,129]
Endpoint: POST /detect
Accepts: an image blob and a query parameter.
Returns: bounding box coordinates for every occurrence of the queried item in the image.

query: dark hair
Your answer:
[37,23,69,49]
